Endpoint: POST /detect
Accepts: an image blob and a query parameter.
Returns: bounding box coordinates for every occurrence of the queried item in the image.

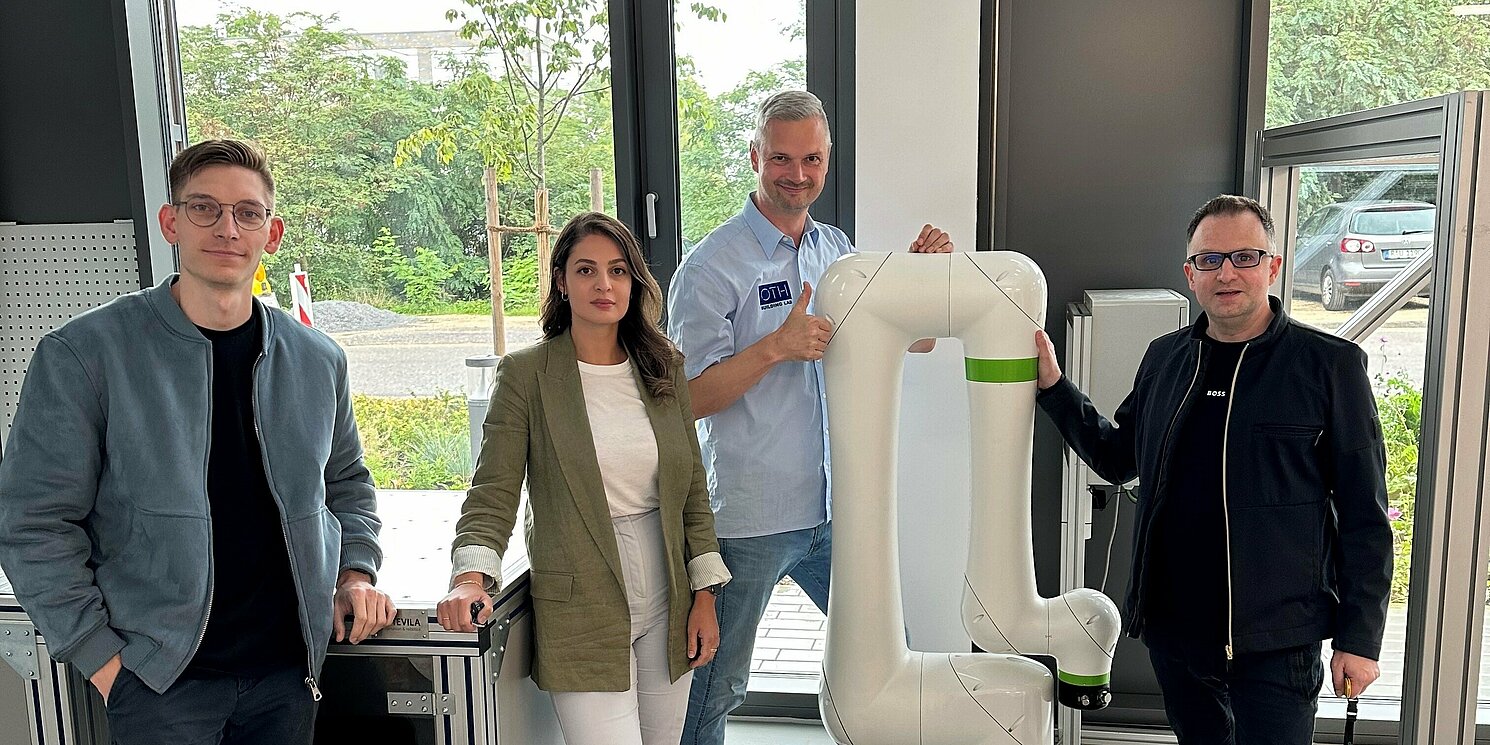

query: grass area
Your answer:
[354,393,473,490]
[387,299,541,317]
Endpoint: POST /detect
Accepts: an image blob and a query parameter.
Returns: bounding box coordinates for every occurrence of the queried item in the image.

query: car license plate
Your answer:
[1383,248,1423,261]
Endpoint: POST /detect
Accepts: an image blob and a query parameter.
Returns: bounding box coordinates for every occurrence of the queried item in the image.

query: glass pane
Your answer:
[1286,163,1436,333]
[178,0,617,481]
[1283,162,1435,721]
[1328,301,1427,708]
[1267,3,1490,127]
[674,0,807,253]
[752,578,826,680]
[1482,557,1490,718]
[672,0,818,686]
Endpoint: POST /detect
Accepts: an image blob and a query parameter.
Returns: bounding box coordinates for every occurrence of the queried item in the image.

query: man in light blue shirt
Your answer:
[668,90,951,745]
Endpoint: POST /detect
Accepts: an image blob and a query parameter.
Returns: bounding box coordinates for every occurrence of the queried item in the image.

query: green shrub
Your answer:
[1377,375,1421,604]
[502,250,541,315]
[397,247,458,311]
[353,393,472,490]
[353,228,540,316]
[446,255,491,301]
[392,299,493,316]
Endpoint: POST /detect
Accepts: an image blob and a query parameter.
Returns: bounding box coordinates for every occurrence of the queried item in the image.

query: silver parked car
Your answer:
[1292,200,1434,311]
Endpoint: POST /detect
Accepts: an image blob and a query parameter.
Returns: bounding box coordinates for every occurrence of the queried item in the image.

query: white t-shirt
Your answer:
[578,358,661,517]
[450,354,731,594]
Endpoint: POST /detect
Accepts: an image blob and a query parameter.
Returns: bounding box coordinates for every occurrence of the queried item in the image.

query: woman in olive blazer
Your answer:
[437,212,729,745]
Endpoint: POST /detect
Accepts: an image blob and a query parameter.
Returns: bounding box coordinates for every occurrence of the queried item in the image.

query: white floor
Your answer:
[727,718,834,744]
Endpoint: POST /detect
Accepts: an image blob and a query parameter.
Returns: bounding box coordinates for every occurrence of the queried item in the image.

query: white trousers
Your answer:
[550,509,693,745]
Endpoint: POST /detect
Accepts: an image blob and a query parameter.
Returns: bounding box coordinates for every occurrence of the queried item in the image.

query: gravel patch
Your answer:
[311,300,412,333]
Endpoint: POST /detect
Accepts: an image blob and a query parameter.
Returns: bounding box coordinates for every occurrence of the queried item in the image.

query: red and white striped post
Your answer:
[290,263,314,327]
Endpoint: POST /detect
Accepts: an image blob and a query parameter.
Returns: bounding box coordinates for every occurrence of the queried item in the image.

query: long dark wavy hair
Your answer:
[540,212,679,400]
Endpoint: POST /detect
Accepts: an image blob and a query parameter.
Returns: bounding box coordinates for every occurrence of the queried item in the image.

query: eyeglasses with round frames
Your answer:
[172,198,272,231]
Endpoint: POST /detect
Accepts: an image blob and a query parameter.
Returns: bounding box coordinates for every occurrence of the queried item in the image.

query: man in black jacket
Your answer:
[1034,195,1391,744]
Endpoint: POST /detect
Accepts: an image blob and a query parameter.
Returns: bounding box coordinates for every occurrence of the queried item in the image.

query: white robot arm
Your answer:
[816,252,1120,745]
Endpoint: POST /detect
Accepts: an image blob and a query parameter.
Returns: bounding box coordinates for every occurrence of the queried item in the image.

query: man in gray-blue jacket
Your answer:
[0,139,396,744]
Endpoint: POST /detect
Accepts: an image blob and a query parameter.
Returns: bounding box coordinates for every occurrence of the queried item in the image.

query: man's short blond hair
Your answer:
[751,90,832,151]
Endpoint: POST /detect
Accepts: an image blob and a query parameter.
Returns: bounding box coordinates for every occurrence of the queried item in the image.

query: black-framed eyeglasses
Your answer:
[1186,248,1273,271]
[172,198,273,231]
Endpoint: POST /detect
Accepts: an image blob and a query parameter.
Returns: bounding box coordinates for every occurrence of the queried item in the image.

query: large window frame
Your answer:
[609,0,855,301]
[145,0,850,722]
[610,0,857,716]
[121,0,187,284]
[1256,92,1490,745]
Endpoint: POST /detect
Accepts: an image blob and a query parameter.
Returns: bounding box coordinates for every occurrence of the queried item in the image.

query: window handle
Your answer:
[645,192,658,238]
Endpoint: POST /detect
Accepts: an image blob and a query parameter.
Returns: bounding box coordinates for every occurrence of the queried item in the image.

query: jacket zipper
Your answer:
[250,343,323,702]
[1156,348,1203,482]
[183,348,217,674]
[1219,343,1250,662]
[1134,345,1203,635]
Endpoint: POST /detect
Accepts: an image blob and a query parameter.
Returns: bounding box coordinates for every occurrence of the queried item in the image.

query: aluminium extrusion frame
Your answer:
[0,572,109,745]
[0,490,551,745]
[1257,91,1490,745]
[316,490,552,745]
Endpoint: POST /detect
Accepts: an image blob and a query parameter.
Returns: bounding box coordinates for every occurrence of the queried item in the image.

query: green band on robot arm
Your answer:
[964,357,1038,383]
[1057,670,1111,687]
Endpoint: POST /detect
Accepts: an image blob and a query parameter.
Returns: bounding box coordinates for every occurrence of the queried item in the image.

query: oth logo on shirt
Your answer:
[758,280,793,310]
[1206,390,1227,397]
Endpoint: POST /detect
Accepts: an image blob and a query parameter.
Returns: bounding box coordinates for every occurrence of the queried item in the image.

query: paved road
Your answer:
[331,298,1433,398]
[330,315,541,397]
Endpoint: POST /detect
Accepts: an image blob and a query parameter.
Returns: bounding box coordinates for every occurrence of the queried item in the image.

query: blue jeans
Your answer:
[680,521,832,745]
[1148,641,1323,745]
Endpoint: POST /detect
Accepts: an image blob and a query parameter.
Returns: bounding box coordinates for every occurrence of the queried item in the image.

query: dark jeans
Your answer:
[1148,641,1324,745]
[105,665,315,745]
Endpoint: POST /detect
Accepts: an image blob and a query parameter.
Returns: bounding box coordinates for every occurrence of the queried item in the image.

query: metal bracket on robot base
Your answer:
[483,615,513,682]
[0,622,39,680]
[387,692,453,716]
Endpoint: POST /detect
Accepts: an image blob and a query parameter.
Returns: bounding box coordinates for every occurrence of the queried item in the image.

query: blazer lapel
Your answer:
[536,332,625,588]
[636,365,684,513]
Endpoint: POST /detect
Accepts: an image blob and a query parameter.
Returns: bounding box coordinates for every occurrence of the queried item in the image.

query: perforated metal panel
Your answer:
[1,223,143,443]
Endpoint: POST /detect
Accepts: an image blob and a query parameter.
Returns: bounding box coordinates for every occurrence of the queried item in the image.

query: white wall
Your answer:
[856,0,986,652]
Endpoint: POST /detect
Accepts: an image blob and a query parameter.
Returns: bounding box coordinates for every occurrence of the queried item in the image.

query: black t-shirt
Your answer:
[1143,338,1248,659]
[186,309,306,678]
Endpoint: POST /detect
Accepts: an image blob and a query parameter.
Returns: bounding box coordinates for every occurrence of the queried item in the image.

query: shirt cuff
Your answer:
[687,552,732,591]
[451,544,504,593]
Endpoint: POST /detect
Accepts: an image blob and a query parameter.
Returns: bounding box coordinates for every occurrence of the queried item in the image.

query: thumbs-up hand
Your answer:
[771,281,834,362]
[792,281,813,316]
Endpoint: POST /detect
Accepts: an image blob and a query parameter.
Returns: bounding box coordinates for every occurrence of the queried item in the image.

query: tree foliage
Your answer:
[443,0,612,190]
[678,58,805,248]
[180,5,794,310]
[181,11,484,298]
[1268,0,1490,127]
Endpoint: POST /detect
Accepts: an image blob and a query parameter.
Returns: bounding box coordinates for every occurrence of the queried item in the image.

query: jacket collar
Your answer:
[146,273,275,349]
[1190,294,1290,348]
[539,328,580,379]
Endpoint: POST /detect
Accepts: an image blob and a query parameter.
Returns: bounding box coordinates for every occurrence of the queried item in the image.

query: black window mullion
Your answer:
[807,0,854,243]
[608,0,685,295]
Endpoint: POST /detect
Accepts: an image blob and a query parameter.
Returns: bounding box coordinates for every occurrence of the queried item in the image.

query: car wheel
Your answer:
[1321,269,1348,311]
